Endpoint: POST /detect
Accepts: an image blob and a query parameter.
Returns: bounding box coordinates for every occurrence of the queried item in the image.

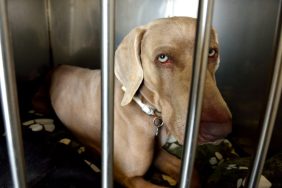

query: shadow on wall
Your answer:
[8,0,51,80]
[213,0,281,156]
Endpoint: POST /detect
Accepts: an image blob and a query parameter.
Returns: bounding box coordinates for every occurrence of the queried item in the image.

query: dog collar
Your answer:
[121,86,164,136]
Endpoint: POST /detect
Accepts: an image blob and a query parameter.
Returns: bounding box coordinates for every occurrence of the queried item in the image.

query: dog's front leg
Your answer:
[122,176,169,188]
[153,148,200,188]
[154,148,181,180]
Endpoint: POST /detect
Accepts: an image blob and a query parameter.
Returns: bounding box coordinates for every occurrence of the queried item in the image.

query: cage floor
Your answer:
[1,86,282,187]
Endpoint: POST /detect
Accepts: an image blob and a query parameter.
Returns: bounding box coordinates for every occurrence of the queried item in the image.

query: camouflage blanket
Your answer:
[163,138,274,187]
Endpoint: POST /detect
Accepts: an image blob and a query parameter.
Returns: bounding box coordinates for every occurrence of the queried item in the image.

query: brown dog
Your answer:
[48,17,232,187]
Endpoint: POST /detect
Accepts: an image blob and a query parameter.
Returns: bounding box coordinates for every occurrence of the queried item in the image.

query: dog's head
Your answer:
[115,17,232,144]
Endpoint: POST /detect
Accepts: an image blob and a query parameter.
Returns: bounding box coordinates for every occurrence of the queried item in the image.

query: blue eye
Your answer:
[158,54,169,63]
[208,49,217,57]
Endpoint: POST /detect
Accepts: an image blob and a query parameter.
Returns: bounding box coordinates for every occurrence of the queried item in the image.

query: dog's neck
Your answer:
[121,86,164,136]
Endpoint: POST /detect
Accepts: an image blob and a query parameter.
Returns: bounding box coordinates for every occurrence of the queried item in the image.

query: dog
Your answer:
[45,17,232,187]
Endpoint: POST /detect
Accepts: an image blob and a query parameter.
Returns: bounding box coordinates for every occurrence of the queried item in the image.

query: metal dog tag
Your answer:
[153,117,164,136]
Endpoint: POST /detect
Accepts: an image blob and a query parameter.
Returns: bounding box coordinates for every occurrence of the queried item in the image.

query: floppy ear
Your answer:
[115,27,146,106]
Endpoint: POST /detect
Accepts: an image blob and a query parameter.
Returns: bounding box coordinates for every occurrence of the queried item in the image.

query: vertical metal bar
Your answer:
[247,21,282,188]
[179,0,214,187]
[101,0,115,188]
[0,0,27,188]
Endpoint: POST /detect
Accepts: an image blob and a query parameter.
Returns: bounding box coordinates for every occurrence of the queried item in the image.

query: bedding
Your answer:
[0,109,281,187]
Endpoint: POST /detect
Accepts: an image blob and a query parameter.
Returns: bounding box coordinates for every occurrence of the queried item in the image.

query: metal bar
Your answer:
[179,0,214,187]
[101,0,115,187]
[0,0,27,188]
[247,18,282,188]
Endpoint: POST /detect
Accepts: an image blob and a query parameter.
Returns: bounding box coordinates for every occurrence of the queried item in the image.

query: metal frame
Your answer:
[1,0,282,188]
[247,14,282,188]
[179,0,214,187]
[0,0,27,188]
[101,0,115,188]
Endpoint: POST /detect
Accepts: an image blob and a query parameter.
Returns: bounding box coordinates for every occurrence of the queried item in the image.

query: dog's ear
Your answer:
[115,27,146,106]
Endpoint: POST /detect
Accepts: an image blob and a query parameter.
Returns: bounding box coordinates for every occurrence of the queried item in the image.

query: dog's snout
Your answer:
[198,80,232,143]
[199,121,232,143]
[198,103,232,143]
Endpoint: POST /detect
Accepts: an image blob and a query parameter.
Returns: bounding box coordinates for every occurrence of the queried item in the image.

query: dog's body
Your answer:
[48,17,232,187]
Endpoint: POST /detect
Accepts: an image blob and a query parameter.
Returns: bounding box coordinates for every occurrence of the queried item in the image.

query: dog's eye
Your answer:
[157,54,169,63]
[208,48,217,58]
[155,53,173,66]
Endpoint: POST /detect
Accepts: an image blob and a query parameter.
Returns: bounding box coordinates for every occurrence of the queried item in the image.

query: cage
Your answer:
[0,0,281,187]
